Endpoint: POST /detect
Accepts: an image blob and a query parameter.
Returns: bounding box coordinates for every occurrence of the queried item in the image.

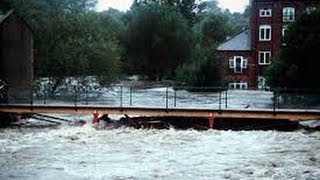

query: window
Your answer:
[259,25,271,41]
[260,8,272,17]
[229,56,247,73]
[259,51,271,65]
[282,25,288,36]
[229,81,248,90]
[258,76,269,90]
[283,7,295,22]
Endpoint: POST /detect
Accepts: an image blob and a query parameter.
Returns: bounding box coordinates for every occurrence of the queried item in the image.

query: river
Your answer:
[0,123,320,180]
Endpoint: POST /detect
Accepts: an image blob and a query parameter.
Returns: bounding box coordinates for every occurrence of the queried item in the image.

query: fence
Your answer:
[1,84,320,111]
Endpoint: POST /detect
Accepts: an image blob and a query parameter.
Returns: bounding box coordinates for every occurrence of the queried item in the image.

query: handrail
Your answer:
[0,85,320,111]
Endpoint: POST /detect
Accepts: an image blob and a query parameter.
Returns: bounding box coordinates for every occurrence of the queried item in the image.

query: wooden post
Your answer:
[208,113,215,129]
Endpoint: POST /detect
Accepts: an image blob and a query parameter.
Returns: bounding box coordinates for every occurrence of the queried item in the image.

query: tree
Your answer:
[173,11,229,89]
[100,8,125,40]
[197,0,219,13]
[267,9,320,89]
[223,5,251,35]
[175,45,222,88]
[0,0,10,12]
[194,12,230,46]
[131,0,197,25]
[9,0,121,90]
[125,3,193,80]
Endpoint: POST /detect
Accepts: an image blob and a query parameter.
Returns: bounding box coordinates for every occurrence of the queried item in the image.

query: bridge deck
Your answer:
[0,104,320,121]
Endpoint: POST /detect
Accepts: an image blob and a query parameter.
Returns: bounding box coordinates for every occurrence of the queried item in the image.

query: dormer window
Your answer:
[283,7,295,22]
[260,8,272,17]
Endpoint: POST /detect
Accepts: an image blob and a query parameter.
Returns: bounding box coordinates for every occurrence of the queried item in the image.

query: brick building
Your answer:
[217,0,320,90]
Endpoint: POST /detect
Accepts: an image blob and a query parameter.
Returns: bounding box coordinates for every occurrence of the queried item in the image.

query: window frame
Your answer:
[228,81,248,90]
[258,51,271,65]
[259,8,272,17]
[258,76,270,90]
[259,25,272,41]
[282,25,288,36]
[229,56,248,73]
[283,7,295,22]
[234,56,243,73]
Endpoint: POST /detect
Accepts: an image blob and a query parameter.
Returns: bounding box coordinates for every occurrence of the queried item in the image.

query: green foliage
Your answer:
[132,0,197,25]
[125,3,193,80]
[267,9,320,88]
[174,8,230,89]
[100,8,126,40]
[175,45,222,88]
[223,5,250,35]
[0,0,10,12]
[193,12,231,46]
[9,0,121,88]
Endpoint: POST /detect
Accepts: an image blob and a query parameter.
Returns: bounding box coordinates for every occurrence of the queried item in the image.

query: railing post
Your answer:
[43,83,47,105]
[273,87,278,112]
[73,86,78,107]
[85,88,88,105]
[225,88,228,109]
[174,90,177,107]
[166,86,169,109]
[30,86,33,107]
[130,86,133,106]
[120,85,123,108]
[219,89,222,110]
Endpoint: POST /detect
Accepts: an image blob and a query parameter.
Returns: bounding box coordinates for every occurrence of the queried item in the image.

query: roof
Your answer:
[0,10,13,24]
[217,30,251,51]
[0,10,33,32]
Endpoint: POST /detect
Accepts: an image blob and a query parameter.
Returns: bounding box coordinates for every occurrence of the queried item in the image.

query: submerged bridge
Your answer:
[1,86,320,128]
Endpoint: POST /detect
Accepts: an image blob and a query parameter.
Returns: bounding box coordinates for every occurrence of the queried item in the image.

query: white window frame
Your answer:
[282,25,288,36]
[260,8,272,17]
[229,56,248,73]
[228,81,248,90]
[283,7,295,22]
[259,25,272,41]
[259,51,271,65]
[258,76,270,90]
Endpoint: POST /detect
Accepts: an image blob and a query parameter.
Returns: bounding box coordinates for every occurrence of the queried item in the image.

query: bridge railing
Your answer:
[0,85,320,111]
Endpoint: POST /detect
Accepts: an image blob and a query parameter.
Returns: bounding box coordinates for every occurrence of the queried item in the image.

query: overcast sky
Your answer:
[96,0,249,13]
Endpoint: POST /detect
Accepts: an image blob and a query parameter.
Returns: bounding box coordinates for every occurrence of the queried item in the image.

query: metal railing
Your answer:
[1,85,320,111]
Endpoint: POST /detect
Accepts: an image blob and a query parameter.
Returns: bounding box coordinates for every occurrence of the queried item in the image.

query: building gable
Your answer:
[217,30,251,51]
[0,10,13,24]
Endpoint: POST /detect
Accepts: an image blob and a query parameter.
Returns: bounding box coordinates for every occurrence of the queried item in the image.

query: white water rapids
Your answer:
[1,86,320,179]
[0,123,320,180]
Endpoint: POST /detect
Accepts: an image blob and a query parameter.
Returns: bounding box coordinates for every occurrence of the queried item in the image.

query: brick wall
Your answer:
[251,0,320,76]
[218,51,257,89]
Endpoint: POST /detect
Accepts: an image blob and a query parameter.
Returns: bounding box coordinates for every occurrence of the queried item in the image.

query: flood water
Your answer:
[1,87,320,179]
[0,123,320,180]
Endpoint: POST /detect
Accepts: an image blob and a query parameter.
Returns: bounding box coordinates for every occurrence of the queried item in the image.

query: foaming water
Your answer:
[0,125,320,179]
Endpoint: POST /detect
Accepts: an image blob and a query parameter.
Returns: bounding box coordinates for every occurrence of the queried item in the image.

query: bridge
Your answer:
[0,104,320,129]
[1,86,320,128]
